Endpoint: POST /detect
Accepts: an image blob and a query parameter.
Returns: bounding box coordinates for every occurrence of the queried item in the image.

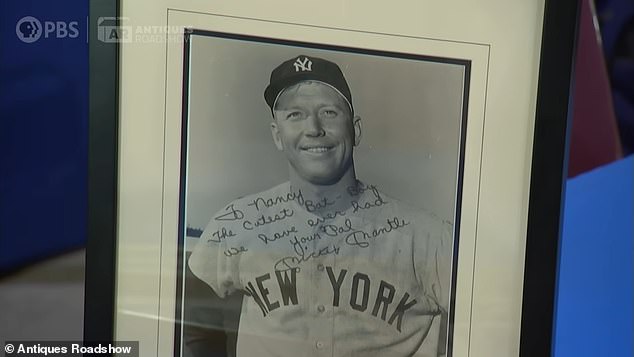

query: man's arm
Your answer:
[434,221,453,356]
[183,260,241,357]
[414,215,454,357]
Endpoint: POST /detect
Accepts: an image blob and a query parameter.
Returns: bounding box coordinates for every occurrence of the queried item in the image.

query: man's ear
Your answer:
[270,120,284,151]
[353,116,362,146]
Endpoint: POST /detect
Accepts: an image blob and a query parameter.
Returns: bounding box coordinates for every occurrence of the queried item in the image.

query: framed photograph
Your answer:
[86,1,579,356]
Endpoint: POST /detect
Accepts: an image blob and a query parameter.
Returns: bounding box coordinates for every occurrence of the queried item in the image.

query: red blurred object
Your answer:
[568,0,623,177]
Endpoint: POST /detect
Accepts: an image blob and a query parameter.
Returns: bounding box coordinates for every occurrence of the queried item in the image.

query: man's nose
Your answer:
[304,114,325,136]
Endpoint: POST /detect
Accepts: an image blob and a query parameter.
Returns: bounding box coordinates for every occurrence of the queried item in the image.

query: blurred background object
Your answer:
[567,0,623,177]
[0,250,84,340]
[596,0,634,156]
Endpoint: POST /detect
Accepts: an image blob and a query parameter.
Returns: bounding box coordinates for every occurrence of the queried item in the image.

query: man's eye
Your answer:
[321,109,338,118]
[286,111,303,120]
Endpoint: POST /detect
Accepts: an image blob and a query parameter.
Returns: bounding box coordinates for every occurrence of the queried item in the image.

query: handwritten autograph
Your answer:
[207,227,236,243]
[274,244,340,272]
[206,186,411,275]
[242,208,294,230]
[214,204,245,221]
[258,226,298,244]
[224,246,248,257]
[345,217,410,248]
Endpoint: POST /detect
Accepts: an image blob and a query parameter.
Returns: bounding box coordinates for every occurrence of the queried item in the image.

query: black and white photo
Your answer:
[179,32,468,357]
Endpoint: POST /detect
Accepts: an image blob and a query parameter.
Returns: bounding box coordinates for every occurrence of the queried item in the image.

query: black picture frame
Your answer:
[520,1,580,356]
[84,0,119,345]
[84,1,580,355]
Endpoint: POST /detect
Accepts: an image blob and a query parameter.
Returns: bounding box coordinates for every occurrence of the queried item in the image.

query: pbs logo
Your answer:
[16,16,41,43]
[16,16,79,43]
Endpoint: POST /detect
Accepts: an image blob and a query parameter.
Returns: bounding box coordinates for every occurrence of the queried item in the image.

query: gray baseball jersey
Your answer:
[188,181,453,357]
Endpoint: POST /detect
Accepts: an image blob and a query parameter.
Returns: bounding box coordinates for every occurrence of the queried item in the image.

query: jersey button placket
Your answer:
[329,216,345,356]
[312,224,334,356]
[325,227,337,356]
[308,224,326,355]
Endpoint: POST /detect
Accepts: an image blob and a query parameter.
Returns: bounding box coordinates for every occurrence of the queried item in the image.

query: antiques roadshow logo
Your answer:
[97,17,185,43]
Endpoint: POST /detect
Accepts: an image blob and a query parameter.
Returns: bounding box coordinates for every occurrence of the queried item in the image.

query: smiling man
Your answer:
[188,55,453,357]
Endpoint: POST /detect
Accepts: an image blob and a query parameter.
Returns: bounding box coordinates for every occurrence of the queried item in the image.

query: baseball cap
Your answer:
[264,55,353,114]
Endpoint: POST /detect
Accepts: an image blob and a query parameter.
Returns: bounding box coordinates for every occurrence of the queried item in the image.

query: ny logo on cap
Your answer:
[293,57,312,72]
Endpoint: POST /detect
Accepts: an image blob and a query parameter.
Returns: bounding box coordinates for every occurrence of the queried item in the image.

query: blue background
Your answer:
[0,1,88,271]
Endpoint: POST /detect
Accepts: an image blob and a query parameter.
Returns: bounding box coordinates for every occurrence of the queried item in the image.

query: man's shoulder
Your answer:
[362,183,443,218]
[358,182,452,234]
